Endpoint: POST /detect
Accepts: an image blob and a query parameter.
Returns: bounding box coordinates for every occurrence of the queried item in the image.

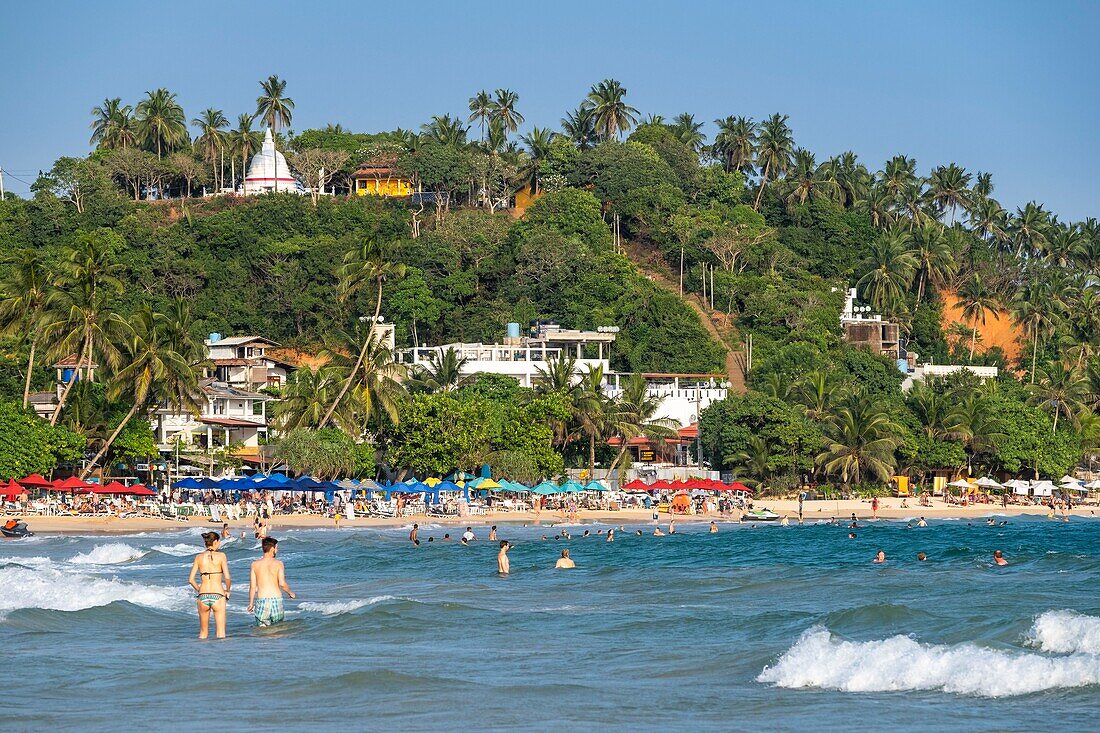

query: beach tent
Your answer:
[16,474,53,489]
[974,476,1003,489]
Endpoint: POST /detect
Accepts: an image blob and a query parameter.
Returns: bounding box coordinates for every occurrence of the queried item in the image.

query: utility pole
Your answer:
[0,166,5,201]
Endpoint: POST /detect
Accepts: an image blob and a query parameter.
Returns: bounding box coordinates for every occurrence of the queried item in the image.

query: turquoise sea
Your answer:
[2,516,1099,731]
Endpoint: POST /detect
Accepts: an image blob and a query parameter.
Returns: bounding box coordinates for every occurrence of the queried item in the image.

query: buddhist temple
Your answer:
[243,128,303,195]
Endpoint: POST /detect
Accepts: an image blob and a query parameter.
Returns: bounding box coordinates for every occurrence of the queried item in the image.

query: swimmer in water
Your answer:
[247,537,295,628]
[410,524,419,544]
[710,521,718,534]
[443,533,451,541]
[654,527,665,537]
[635,529,643,536]
[488,526,498,541]
[848,532,857,539]
[780,515,789,526]
[606,529,615,542]
[497,540,510,575]
[986,518,996,526]
[917,552,927,561]
[555,549,575,569]
[668,518,675,535]
[583,530,590,537]
[221,522,231,540]
[917,517,927,527]
[993,550,1008,566]
[873,550,886,563]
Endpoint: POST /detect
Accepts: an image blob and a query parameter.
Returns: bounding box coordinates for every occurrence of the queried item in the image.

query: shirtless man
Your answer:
[497,540,510,575]
[709,521,718,533]
[488,526,498,541]
[993,549,1008,566]
[555,549,575,569]
[247,537,295,627]
[410,524,419,545]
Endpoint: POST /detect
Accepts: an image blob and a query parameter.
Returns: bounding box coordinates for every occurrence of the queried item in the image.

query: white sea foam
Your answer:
[1029,611,1100,655]
[151,543,199,557]
[69,543,148,565]
[0,566,190,615]
[299,596,397,615]
[758,626,1100,697]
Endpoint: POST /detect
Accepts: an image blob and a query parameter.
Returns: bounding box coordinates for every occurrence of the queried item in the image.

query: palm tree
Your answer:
[44,231,127,425]
[856,228,917,315]
[969,197,1010,248]
[604,374,679,477]
[1045,224,1084,267]
[90,98,136,150]
[753,113,794,210]
[1010,202,1051,257]
[534,353,581,448]
[229,114,262,191]
[784,148,828,209]
[816,396,903,488]
[910,224,957,303]
[879,155,918,199]
[275,366,349,432]
[731,435,772,486]
[320,240,406,429]
[321,324,406,434]
[862,183,896,230]
[408,347,472,393]
[928,163,972,225]
[794,370,844,421]
[574,364,609,479]
[585,79,639,141]
[1008,281,1055,383]
[907,382,951,439]
[824,151,870,208]
[492,89,524,136]
[671,113,706,151]
[256,75,294,132]
[1028,361,1088,432]
[561,106,598,149]
[80,306,201,478]
[135,88,188,158]
[467,90,494,141]
[420,115,468,146]
[895,178,933,230]
[972,171,994,202]
[957,274,999,360]
[193,108,229,192]
[712,116,757,175]
[519,127,555,193]
[0,250,54,407]
[945,393,1004,472]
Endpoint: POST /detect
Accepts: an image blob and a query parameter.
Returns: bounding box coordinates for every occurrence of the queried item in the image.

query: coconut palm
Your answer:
[1009,280,1056,383]
[574,364,609,479]
[135,88,188,158]
[604,374,679,477]
[276,366,351,432]
[229,114,262,191]
[910,224,957,303]
[670,113,706,151]
[907,382,951,439]
[1028,361,1088,433]
[534,353,581,448]
[879,155,918,199]
[928,163,972,225]
[321,324,406,433]
[823,151,870,208]
[80,306,201,478]
[467,90,494,141]
[1045,224,1084,267]
[407,347,472,393]
[712,116,757,175]
[753,113,794,210]
[1010,202,1051,257]
[895,178,933,230]
[731,435,772,486]
[420,115,468,146]
[90,97,137,150]
[794,370,845,421]
[968,197,1010,248]
[585,79,639,141]
[193,108,229,191]
[784,148,831,209]
[519,127,555,193]
[492,88,524,136]
[862,183,896,230]
[972,171,994,202]
[561,106,598,149]
[0,249,54,407]
[855,228,917,316]
[945,393,1005,471]
[957,274,999,360]
[319,240,406,429]
[256,75,294,132]
[43,231,127,425]
[817,396,903,487]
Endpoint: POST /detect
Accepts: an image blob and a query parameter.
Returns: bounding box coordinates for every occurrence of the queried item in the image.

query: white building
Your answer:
[156,380,271,450]
[902,363,999,391]
[243,128,304,195]
[204,334,294,390]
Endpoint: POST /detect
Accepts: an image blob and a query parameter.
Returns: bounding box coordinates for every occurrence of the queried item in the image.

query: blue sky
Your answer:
[1,1,1096,221]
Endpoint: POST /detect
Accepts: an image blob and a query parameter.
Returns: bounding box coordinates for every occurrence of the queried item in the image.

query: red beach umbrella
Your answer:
[1,480,24,499]
[17,473,53,489]
[622,478,651,490]
[127,484,157,496]
[56,476,94,491]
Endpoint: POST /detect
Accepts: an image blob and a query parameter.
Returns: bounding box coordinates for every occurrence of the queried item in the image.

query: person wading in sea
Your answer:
[188,532,231,640]
[497,540,510,575]
[247,537,296,627]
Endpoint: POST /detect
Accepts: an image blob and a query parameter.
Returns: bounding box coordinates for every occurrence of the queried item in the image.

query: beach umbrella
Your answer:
[127,484,157,496]
[529,481,559,495]
[195,477,220,490]
[172,477,202,489]
[559,480,585,494]
[253,474,293,490]
[724,481,754,494]
[1084,480,1100,490]
[16,473,52,489]
[621,478,650,491]
[583,480,611,492]
[1031,480,1057,496]
[469,477,503,491]
[974,476,1002,489]
[446,470,477,482]
[293,476,325,492]
[1059,475,1077,484]
[947,478,974,488]
[0,480,24,499]
[423,477,442,487]
[56,476,94,491]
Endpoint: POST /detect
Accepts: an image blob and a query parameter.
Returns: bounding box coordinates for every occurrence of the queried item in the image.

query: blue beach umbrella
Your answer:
[172,477,201,489]
[559,480,585,494]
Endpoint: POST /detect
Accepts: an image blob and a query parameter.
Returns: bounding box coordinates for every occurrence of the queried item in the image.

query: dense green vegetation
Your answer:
[1,75,1098,491]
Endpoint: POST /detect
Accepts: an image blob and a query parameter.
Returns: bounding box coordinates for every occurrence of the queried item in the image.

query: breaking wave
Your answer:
[1028,610,1100,655]
[0,566,190,615]
[299,597,398,615]
[758,625,1100,697]
[70,543,148,565]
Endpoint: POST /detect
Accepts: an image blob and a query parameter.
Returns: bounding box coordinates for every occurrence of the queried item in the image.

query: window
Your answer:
[252,400,263,416]
[213,400,225,415]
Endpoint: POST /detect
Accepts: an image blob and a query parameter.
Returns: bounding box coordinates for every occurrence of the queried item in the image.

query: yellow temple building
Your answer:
[353,164,414,197]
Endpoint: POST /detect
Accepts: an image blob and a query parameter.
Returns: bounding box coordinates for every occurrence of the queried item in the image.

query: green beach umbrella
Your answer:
[584,480,611,492]
[530,480,559,495]
[559,480,585,494]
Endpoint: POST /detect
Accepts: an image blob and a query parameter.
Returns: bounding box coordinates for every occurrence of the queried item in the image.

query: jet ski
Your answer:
[743,509,780,522]
[1,519,32,538]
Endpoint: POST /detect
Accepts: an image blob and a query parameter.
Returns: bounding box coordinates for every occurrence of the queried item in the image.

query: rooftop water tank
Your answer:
[506,322,521,339]
[208,333,222,343]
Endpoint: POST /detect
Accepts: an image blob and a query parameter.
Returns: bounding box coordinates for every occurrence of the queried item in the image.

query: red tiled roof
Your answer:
[53,354,98,368]
[199,417,264,428]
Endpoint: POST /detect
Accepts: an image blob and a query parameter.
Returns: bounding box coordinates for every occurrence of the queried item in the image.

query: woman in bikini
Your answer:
[188,531,231,639]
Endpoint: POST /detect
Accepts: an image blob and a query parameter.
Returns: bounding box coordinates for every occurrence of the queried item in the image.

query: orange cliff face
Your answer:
[940,291,1023,363]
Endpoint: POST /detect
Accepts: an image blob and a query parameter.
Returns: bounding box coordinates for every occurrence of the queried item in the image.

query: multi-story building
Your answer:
[204,334,294,390]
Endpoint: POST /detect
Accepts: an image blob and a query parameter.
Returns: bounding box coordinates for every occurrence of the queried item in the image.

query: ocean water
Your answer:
[3,516,1099,732]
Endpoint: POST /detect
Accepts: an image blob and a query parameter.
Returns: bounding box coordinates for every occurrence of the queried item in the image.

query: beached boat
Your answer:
[743,509,780,522]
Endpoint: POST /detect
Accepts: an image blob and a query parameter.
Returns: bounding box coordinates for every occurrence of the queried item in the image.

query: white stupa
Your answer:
[243,128,303,195]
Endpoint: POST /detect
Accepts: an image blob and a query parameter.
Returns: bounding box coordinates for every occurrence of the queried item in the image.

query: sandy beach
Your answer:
[12,497,1096,534]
